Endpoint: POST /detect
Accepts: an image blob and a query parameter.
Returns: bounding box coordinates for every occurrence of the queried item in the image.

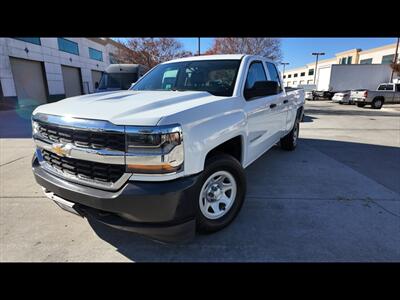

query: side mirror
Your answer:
[95,82,99,89]
[244,80,279,100]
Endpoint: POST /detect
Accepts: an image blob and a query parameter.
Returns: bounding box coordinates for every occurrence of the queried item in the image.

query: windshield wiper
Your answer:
[171,88,190,92]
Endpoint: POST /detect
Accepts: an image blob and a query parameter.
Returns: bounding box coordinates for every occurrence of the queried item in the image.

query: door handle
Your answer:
[270,103,277,109]
[283,99,289,104]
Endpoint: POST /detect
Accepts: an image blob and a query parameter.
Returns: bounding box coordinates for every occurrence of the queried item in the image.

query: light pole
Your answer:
[312,52,325,85]
[281,62,289,78]
[198,37,201,56]
[390,37,399,82]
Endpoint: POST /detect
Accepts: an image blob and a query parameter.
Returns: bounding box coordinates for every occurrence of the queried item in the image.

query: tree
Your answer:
[204,38,282,62]
[114,38,193,69]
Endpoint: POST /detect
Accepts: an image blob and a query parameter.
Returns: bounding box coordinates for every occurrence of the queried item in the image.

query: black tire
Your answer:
[357,103,366,107]
[339,101,343,105]
[196,154,246,234]
[371,97,383,109]
[280,119,299,151]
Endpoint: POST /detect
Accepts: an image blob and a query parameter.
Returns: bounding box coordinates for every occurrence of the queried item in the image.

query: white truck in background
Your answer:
[31,54,304,242]
[351,82,400,109]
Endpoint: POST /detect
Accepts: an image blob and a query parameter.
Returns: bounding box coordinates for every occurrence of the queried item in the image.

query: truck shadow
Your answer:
[85,139,400,262]
[301,115,317,123]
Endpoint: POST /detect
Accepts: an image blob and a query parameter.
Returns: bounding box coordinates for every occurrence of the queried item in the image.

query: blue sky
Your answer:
[117,37,397,71]
[177,38,397,71]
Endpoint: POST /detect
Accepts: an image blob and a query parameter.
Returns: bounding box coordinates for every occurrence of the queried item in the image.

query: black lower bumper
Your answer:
[32,156,199,243]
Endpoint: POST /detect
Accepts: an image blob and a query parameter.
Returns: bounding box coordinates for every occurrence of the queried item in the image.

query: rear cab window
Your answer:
[378,84,394,91]
[265,62,283,92]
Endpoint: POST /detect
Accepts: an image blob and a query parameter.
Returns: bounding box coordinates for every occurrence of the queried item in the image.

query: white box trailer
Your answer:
[316,66,332,91]
[317,64,393,92]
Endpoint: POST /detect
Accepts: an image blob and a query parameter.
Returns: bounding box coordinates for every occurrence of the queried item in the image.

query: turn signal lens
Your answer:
[126,163,178,174]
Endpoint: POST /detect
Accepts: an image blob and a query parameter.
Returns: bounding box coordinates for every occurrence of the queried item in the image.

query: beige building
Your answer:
[283,43,400,88]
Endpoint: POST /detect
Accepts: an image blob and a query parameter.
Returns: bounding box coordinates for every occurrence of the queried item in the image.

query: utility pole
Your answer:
[198,37,201,56]
[390,37,399,82]
[312,52,325,86]
[281,62,289,78]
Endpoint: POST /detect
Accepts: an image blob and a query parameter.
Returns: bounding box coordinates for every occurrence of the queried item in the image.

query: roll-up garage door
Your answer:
[9,57,47,106]
[61,65,83,98]
[91,70,103,92]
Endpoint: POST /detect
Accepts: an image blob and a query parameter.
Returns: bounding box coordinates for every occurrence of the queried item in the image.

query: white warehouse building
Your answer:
[0,37,129,110]
[282,42,400,88]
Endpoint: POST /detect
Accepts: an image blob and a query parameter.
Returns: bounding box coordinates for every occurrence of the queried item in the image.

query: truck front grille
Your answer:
[41,149,125,183]
[37,122,125,152]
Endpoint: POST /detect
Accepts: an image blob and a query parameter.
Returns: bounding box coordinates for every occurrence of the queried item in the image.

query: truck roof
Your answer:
[165,54,246,64]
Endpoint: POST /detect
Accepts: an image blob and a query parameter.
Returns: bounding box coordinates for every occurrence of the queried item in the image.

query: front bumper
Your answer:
[32,155,199,243]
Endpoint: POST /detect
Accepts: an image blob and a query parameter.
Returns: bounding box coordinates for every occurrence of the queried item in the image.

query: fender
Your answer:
[159,97,247,176]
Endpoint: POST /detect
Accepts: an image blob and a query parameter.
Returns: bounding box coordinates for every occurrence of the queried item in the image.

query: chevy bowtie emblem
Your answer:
[51,143,72,157]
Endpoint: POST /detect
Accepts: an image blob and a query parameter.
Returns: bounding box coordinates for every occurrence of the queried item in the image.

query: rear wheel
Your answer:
[280,119,299,151]
[196,154,246,233]
[371,97,383,109]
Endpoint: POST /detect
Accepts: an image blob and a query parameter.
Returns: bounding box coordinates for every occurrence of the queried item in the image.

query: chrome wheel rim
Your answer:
[199,170,237,220]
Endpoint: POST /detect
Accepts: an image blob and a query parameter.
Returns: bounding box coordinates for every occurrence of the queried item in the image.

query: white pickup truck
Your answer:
[350,82,400,109]
[31,54,304,242]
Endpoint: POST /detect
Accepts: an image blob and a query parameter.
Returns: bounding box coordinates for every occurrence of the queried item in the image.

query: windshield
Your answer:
[131,60,241,97]
[98,72,139,90]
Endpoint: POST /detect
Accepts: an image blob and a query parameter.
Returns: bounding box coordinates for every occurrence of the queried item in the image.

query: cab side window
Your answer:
[265,62,282,92]
[244,61,281,100]
[245,61,267,90]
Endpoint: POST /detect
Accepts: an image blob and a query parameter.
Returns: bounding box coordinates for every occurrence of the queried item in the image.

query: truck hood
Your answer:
[33,90,224,126]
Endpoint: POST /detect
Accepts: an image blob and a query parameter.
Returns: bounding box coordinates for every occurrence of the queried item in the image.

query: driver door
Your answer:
[244,60,282,165]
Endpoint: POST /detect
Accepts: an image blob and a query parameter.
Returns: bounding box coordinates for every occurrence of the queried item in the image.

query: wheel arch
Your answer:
[204,135,245,168]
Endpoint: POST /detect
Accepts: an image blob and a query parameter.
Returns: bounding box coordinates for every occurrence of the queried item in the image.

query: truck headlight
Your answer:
[32,120,40,137]
[125,124,184,174]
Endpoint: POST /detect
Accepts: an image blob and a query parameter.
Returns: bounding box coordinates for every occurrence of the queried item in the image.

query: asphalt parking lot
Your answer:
[1,101,399,262]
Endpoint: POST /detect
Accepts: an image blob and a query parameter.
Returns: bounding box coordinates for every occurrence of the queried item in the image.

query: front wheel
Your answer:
[280,119,299,151]
[196,154,246,234]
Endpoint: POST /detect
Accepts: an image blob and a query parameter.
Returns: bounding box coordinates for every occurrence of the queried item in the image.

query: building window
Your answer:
[308,69,314,76]
[307,80,313,84]
[360,58,373,64]
[58,38,79,55]
[347,56,352,64]
[382,54,395,64]
[288,74,292,78]
[14,37,41,45]
[294,73,298,78]
[300,72,305,77]
[341,57,347,64]
[283,75,286,79]
[89,47,103,61]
